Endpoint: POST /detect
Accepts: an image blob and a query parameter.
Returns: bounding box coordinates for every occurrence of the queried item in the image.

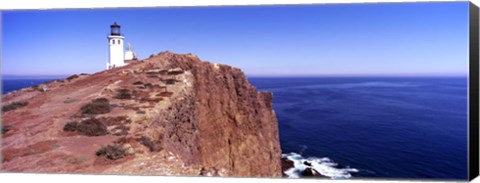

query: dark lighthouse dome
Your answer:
[110,22,121,36]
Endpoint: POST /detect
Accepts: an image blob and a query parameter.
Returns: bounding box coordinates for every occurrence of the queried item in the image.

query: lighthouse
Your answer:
[106,22,125,69]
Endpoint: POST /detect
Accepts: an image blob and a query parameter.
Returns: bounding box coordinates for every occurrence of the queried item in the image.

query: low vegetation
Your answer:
[66,74,79,81]
[164,78,177,85]
[2,101,29,112]
[96,145,126,160]
[146,75,158,78]
[63,118,108,136]
[77,118,108,136]
[137,136,157,152]
[143,83,153,89]
[167,70,184,75]
[146,71,160,75]
[132,81,143,85]
[80,98,111,115]
[132,90,151,101]
[149,98,163,103]
[63,121,78,132]
[114,89,132,100]
[100,116,129,126]
[2,125,11,134]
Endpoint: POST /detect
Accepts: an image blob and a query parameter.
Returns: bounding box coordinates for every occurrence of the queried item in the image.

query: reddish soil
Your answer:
[1,51,281,177]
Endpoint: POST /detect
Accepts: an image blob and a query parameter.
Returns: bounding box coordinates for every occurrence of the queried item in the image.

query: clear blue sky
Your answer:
[2,2,469,77]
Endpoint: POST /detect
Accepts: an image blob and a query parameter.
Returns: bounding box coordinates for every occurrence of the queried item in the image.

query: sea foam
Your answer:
[283,152,359,179]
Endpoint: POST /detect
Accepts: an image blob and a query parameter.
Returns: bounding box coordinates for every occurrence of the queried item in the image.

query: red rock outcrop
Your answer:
[1,51,282,177]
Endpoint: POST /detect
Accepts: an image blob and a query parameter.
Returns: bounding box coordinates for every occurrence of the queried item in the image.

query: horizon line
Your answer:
[246,73,469,77]
[1,73,469,79]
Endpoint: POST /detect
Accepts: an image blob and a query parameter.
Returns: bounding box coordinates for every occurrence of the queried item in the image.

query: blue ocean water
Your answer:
[249,77,468,180]
[2,78,58,94]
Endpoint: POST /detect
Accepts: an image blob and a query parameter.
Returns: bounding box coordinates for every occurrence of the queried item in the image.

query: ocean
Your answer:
[2,78,60,94]
[249,77,468,180]
[2,77,468,179]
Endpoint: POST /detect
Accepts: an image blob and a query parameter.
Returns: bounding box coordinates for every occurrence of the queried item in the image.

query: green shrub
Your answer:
[2,101,29,112]
[96,145,126,160]
[80,98,111,115]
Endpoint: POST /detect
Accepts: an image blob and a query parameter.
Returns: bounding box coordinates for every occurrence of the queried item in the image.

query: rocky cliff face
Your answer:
[1,51,282,177]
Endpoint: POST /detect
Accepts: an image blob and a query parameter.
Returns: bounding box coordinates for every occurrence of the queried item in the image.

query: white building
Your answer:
[107,22,137,69]
[124,43,138,63]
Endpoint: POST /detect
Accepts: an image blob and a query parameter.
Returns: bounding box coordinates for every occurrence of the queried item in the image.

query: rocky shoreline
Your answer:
[281,152,359,179]
[281,156,328,178]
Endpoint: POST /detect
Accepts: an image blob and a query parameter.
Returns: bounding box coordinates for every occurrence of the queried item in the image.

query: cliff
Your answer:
[1,51,282,177]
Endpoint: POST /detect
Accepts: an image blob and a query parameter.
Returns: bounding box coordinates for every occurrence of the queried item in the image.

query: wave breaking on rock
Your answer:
[282,152,359,179]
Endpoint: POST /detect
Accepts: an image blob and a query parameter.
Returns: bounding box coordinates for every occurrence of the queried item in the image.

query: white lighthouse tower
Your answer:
[106,22,125,69]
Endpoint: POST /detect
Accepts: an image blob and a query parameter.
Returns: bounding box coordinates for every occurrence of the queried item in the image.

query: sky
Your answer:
[1,2,470,77]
